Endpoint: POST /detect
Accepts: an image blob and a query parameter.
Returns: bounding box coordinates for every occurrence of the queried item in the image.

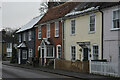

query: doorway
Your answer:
[41,48,44,65]
[83,48,88,61]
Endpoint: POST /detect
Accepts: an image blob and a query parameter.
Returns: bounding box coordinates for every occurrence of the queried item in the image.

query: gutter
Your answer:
[99,8,104,60]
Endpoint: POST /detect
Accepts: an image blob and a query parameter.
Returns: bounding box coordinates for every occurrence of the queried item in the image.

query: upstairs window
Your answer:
[55,22,59,37]
[47,24,50,38]
[71,45,76,61]
[28,31,32,41]
[38,26,41,39]
[19,34,21,42]
[23,33,26,41]
[113,9,120,29]
[93,45,99,60]
[89,15,95,32]
[71,19,75,35]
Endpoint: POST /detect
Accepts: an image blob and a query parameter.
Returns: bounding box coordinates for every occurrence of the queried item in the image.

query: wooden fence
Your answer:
[55,59,89,73]
[90,60,119,77]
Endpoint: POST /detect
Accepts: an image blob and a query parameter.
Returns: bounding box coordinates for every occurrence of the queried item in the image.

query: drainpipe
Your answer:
[61,19,64,59]
[99,8,104,60]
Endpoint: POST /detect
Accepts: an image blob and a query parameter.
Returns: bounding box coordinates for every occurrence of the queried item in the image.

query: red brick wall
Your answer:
[35,21,63,58]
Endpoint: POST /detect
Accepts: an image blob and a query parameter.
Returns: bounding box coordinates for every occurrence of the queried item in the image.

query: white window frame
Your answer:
[7,43,10,48]
[38,26,41,39]
[55,22,59,37]
[112,9,120,30]
[28,49,33,57]
[22,50,27,59]
[47,24,50,38]
[46,46,54,58]
[89,14,95,33]
[70,19,76,35]
[92,44,99,60]
[23,33,26,41]
[7,52,12,57]
[28,31,32,41]
[19,34,21,42]
[57,45,61,59]
[70,45,76,61]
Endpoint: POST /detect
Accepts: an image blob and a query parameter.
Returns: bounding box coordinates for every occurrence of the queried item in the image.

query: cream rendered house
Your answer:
[64,3,103,61]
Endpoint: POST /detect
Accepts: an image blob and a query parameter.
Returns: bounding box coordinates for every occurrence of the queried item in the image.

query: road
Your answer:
[2,65,79,80]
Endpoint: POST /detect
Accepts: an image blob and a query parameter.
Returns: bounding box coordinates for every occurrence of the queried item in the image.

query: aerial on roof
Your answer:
[38,2,80,24]
[16,15,44,33]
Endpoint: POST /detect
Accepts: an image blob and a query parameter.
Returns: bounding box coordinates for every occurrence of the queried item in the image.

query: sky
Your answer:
[2,2,42,30]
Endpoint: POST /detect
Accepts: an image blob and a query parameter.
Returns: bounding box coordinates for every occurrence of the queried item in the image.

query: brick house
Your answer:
[35,2,80,66]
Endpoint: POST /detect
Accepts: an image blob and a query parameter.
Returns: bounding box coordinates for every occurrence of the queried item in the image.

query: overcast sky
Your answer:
[2,2,42,30]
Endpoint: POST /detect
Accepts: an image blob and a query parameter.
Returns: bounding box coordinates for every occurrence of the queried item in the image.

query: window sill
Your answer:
[88,31,95,34]
[110,28,120,31]
[55,36,59,38]
[46,57,54,58]
[22,58,27,60]
[70,34,76,36]
[38,38,41,40]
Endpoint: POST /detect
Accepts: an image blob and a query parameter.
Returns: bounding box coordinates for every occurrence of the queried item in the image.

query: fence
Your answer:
[90,60,119,77]
[55,59,89,73]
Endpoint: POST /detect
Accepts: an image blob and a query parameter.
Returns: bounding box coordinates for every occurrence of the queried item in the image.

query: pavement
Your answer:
[2,61,120,80]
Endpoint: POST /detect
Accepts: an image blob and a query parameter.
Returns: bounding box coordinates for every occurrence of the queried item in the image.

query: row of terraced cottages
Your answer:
[16,2,120,77]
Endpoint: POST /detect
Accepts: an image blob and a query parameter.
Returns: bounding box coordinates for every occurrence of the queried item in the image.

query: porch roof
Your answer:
[17,42,27,48]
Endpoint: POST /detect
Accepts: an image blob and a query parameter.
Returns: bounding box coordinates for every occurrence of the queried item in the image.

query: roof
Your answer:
[38,2,80,24]
[16,15,44,33]
[65,2,119,17]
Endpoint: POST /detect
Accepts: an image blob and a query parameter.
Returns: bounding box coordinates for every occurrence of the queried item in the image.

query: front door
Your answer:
[83,48,88,61]
[41,49,44,65]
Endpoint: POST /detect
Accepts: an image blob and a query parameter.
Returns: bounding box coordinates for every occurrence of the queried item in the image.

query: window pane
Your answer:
[71,20,75,34]
[90,15,95,32]
[93,45,99,60]
[71,46,76,60]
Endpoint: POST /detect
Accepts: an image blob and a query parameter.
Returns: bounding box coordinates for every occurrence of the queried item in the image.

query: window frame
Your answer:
[28,49,33,57]
[28,30,32,41]
[92,44,99,60]
[46,24,50,38]
[57,45,61,59]
[23,32,26,41]
[89,14,95,33]
[55,22,59,37]
[38,26,41,39]
[46,46,54,58]
[22,50,27,59]
[112,9,120,30]
[19,34,21,42]
[70,45,76,61]
[70,19,76,35]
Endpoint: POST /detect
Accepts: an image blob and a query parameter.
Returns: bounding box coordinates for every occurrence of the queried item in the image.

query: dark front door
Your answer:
[41,49,44,65]
[83,48,88,61]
